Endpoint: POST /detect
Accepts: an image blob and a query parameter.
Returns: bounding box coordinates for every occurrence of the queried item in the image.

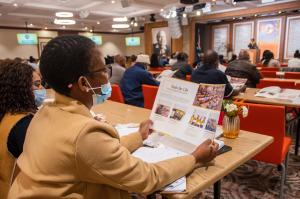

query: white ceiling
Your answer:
[0,0,297,33]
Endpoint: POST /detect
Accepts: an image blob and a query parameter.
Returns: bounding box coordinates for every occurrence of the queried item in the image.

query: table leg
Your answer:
[213,180,221,199]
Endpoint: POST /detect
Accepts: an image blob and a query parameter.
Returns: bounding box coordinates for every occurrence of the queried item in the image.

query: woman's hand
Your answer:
[139,120,153,140]
[191,139,219,164]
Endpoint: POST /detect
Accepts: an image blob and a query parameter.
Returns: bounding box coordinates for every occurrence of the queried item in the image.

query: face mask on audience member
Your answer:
[33,89,46,107]
[85,78,112,105]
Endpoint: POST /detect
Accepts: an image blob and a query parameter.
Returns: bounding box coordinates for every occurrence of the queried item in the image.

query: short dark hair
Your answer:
[40,35,96,96]
[0,60,36,121]
[177,52,188,62]
[294,50,300,58]
[203,50,219,67]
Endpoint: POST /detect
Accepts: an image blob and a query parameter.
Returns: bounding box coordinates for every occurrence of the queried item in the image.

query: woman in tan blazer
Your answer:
[8,35,218,199]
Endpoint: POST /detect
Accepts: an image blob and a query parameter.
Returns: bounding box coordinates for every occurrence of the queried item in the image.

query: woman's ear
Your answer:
[78,76,89,92]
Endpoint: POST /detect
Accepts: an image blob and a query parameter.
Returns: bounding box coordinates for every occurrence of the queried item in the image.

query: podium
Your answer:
[245,49,260,64]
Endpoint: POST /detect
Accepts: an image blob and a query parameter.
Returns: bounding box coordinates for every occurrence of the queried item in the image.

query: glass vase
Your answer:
[222,115,240,139]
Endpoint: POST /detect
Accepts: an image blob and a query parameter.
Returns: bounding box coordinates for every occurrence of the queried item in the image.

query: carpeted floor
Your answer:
[199,144,300,199]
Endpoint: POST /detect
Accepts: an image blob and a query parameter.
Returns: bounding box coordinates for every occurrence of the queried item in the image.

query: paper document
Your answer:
[255,86,300,104]
[227,76,247,90]
[162,177,186,192]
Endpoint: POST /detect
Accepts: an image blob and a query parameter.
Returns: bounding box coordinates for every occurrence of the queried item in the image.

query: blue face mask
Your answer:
[85,79,112,105]
[33,89,46,107]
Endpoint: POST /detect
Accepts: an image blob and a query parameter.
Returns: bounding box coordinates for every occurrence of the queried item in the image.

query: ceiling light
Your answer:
[196,10,201,16]
[112,24,130,29]
[84,26,88,30]
[111,0,116,3]
[183,13,187,18]
[0,13,2,16]
[278,11,282,14]
[62,25,66,29]
[97,21,100,24]
[254,14,258,17]
[113,17,127,22]
[233,17,236,19]
[44,27,48,30]
[89,29,93,32]
[130,21,134,25]
[54,18,76,25]
[134,22,138,27]
[29,23,33,27]
[160,9,164,12]
[55,12,73,18]
[13,3,18,7]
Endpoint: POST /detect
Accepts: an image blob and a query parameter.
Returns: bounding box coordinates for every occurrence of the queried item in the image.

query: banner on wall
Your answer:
[256,18,282,59]
[212,25,229,57]
[233,22,254,55]
[285,16,300,59]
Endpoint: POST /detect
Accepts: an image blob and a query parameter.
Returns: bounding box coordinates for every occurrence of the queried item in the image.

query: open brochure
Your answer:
[148,77,225,152]
[255,86,300,104]
[227,76,247,90]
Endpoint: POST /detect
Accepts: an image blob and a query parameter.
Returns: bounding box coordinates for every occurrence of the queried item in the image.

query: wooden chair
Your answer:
[284,72,300,79]
[142,85,159,110]
[108,84,124,103]
[260,71,277,78]
[257,79,295,89]
[239,103,291,199]
[260,67,280,72]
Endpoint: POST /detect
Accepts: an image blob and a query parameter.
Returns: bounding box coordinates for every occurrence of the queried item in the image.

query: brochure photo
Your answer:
[255,86,300,104]
[227,76,247,90]
[150,77,225,146]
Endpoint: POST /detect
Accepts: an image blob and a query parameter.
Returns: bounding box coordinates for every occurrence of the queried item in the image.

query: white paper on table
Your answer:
[162,177,186,192]
[115,123,139,137]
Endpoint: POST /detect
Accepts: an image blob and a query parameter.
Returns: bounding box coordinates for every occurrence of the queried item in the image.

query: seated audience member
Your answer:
[261,51,280,67]
[28,56,38,70]
[121,54,159,107]
[172,52,193,80]
[288,50,300,68]
[261,50,270,62]
[191,50,243,98]
[219,55,227,65]
[109,55,126,85]
[160,55,169,66]
[0,60,44,198]
[228,54,237,63]
[225,50,262,88]
[169,52,178,66]
[150,53,161,68]
[8,35,218,199]
[218,55,227,73]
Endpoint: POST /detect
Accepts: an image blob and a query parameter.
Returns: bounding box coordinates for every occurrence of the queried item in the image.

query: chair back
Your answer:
[109,84,124,103]
[260,67,280,71]
[260,71,277,78]
[186,75,191,81]
[239,103,286,164]
[257,79,295,89]
[284,72,300,79]
[142,84,159,109]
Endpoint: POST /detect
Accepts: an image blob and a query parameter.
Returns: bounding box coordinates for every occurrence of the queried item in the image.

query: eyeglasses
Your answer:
[85,65,112,78]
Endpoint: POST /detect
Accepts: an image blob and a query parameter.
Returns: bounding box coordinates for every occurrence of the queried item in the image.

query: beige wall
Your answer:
[0,29,57,59]
[0,29,145,59]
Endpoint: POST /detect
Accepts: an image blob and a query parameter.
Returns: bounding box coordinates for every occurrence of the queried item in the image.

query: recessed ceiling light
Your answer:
[113,17,127,22]
[160,9,164,12]
[0,13,2,16]
[13,3,18,7]
[62,25,66,29]
[278,11,282,14]
[134,22,138,27]
[54,18,76,25]
[89,29,93,32]
[183,13,187,18]
[254,14,258,17]
[112,24,130,29]
[111,0,116,3]
[84,26,88,30]
[233,17,236,19]
[44,27,48,30]
[196,11,201,16]
[29,23,33,26]
[55,12,73,18]
[97,21,100,25]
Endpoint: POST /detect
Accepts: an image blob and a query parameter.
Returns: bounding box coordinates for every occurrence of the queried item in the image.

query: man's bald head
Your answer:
[203,50,219,68]
[238,50,250,61]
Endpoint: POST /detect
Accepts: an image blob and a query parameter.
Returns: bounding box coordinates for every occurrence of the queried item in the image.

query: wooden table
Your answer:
[93,101,273,199]
[234,88,300,155]
[149,70,162,77]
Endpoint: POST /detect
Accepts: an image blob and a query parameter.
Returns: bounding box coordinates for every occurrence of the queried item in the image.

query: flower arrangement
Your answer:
[222,100,248,118]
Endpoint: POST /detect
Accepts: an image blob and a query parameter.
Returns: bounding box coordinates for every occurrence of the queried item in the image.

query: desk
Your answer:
[235,88,300,155]
[93,101,273,199]
[149,71,162,77]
